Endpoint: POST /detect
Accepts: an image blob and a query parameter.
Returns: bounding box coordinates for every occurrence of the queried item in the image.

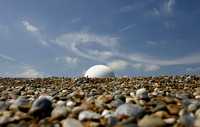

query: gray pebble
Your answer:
[115,103,145,118]
[62,118,83,127]
[29,96,53,118]
[136,88,149,100]
[78,110,101,121]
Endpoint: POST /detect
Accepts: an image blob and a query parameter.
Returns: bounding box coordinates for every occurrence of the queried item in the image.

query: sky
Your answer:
[0,0,200,77]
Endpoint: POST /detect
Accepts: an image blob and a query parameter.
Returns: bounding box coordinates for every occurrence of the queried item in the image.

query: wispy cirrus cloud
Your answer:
[22,20,48,46]
[54,31,200,72]
[119,24,136,33]
[164,0,176,15]
[15,66,44,78]
[55,32,119,62]
[22,21,39,32]
[56,56,79,65]
[0,54,16,62]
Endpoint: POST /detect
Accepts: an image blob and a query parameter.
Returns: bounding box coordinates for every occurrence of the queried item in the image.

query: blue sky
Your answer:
[0,0,200,77]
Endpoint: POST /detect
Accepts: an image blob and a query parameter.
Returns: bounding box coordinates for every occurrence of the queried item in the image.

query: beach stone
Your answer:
[163,117,176,125]
[78,110,101,121]
[56,100,66,107]
[51,106,69,120]
[194,119,200,127]
[101,109,114,118]
[178,113,195,127]
[62,118,83,127]
[115,103,145,118]
[66,100,76,107]
[9,96,30,112]
[29,96,53,118]
[195,108,200,118]
[97,95,113,104]
[136,88,149,100]
[107,117,118,126]
[0,101,8,111]
[167,104,180,115]
[138,115,166,127]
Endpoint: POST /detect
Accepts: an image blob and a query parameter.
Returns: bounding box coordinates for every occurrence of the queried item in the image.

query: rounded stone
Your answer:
[138,115,166,127]
[29,96,53,118]
[78,110,101,121]
[62,118,83,127]
[136,88,149,100]
[84,65,115,78]
[115,103,145,118]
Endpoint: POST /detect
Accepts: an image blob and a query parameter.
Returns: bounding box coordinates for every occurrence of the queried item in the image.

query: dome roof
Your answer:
[84,65,115,78]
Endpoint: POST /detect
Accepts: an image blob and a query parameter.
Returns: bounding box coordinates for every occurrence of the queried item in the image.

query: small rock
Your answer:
[0,101,9,111]
[138,115,166,127]
[10,96,30,112]
[178,113,195,127]
[66,100,76,107]
[195,108,200,118]
[62,118,83,127]
[167,104,180,115]
[107,117,118,126]
[51,106,69,120]
[163,117,176,125]
[101,110,114,118]
[115,103,145,118]
[188,103,199,112]
[29,96,53,118]
[56,100,66,107]
[136,88,149,100]
[78,110,101,121]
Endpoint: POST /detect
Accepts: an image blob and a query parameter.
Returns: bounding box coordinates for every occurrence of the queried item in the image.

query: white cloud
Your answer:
[107,59,160,72]
[0,54,16,62]
[22,20,48,46]
[55,32,119,62]
[153,8,160,16]
[119,24,136,32]
[164,0,175,15]
[54,31,200,72]
[128,52,200,66]
[108,60,129,71]
[22,21,38,32]
[16,66,43,78]
[56,56,78,64]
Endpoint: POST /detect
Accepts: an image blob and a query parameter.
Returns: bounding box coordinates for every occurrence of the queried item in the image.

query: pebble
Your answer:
[78,110,101,121]
[62,118,83,127]
[138,115,166,127]
[101,109,114,118]
[178,113,195,127]
[0,76,200,126]
[136,88,149,100]
[29,96,53,118]
[51,106,69,120]
[115,103,145,118]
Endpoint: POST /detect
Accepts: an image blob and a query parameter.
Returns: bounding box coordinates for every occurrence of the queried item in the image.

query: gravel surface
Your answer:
[0,75,200,127]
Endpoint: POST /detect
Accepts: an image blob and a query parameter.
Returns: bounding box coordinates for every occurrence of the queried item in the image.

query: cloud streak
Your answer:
[164,0,175,15]
[0,54,16,62]
[22,20,48,46]
[119,24,136,32]
[15,66,44,78]
[54,31,200,72]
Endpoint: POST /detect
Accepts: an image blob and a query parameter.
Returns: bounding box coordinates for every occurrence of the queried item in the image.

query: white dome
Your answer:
[84,65,115,78]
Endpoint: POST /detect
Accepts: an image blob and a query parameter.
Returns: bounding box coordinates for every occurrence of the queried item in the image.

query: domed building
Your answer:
[84,65,115,78]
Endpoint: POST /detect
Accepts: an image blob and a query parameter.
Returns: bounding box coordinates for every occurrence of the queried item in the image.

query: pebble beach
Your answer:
[0,75,200,127]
